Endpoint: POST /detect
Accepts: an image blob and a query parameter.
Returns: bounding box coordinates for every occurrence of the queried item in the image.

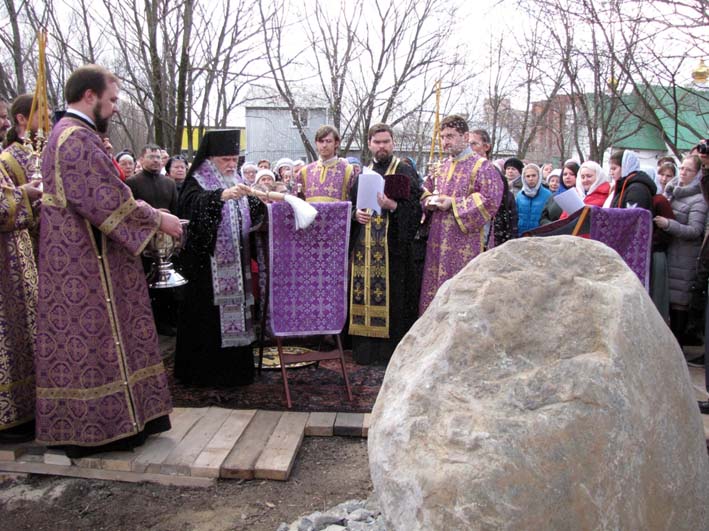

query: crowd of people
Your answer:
[1,62,708,457]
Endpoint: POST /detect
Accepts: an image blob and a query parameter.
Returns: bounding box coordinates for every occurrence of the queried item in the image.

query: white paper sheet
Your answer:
[356,169,385,215]
[553,187,585,215]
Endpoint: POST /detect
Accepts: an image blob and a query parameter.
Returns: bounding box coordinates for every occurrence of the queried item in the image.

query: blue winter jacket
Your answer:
[516,186,552,235]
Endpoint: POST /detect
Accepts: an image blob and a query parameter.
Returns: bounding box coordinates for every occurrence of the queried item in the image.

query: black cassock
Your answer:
[348,157,422,365]
[175,175,264,387]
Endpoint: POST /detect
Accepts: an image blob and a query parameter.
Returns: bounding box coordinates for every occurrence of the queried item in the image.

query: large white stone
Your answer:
[369,236,709,530]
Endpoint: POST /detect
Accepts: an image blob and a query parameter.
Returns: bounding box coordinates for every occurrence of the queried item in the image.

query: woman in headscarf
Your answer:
[575,160,610,207]
[240,161,258,186]
[559,161,610,221]
[653,155,706,345]
[516,163,551,235]
[547,169,561,194]
[603,150,656,210]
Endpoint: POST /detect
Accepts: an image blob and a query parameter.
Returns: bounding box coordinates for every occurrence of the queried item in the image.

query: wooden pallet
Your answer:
[0,408,368,486]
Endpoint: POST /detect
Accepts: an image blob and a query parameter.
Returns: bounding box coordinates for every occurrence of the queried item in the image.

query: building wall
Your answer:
[245,107,328,163]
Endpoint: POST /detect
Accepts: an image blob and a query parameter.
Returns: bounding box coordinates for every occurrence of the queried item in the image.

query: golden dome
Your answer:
[692,59,709,85]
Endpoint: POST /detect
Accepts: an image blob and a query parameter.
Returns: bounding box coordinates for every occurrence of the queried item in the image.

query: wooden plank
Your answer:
[334,412,364,437]
[0,458,215,487]
[134,407,204,473]
[0,447,25,461]
[99,452,135,472]
[160,407,232,475]
[72,455,103,469]
[0,440,42,462]
[362,413,371,437]
[221,410,282,479]
[44,449,71,466]
[305,412,336,437]
[254,412,308,481]
[191,409,256,478]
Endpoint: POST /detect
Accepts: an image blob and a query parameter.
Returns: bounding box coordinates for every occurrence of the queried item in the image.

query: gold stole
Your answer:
[349,157,400,338]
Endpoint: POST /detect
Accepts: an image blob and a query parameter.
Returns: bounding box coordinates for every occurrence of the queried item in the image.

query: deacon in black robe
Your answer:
[349,124,422,364]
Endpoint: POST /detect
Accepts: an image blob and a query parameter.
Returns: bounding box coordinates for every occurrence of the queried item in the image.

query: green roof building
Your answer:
[612,85,708,161]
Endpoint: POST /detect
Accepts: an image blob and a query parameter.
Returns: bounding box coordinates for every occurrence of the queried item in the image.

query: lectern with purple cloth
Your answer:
[264,200,353,408]
[526,206,653,289]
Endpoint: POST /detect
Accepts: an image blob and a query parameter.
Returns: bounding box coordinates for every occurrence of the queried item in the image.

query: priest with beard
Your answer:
[175,129,265,386]
[35,64,182,456]
[348,123,422,365]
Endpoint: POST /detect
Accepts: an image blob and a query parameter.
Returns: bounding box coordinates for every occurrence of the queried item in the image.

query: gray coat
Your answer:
[663,178,708,308]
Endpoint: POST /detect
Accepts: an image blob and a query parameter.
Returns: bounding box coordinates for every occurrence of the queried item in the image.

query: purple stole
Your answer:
[268,201,351,336]
[192,160,255,347]
[299,158,353,202]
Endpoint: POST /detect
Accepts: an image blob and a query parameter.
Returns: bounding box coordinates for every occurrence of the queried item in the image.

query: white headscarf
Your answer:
[274,158,293,173]
[255,168,276,185]
[603,150,641,207]
[521,163,543,197]
[621,150,640,178]
[240,161,257,175]
[576,161,609,197]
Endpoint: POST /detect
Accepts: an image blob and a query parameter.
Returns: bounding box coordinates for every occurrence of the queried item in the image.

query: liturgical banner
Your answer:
[268,201,352,337]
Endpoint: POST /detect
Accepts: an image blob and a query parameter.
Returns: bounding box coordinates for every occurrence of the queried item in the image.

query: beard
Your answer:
[374,149,393,163]
[93,102,110,134]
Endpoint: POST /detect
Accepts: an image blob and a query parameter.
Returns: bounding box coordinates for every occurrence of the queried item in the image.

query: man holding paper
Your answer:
[349,123,422,365]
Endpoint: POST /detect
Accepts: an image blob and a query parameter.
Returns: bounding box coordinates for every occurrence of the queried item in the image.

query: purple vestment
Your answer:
[0,156,37,430]
[35,116,172,447]
[419,151,503,314]
[0,142,33,186]
[268,201,351,336]
[298,158,353,202]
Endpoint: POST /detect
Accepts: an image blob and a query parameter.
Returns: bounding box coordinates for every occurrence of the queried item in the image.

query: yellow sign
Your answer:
[180,127,247,153]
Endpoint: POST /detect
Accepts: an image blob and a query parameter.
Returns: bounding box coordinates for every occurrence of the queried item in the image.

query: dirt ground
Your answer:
[0,437,372,531]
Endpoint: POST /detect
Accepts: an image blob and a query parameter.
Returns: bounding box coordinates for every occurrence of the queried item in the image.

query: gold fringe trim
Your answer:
[36,362,166,401]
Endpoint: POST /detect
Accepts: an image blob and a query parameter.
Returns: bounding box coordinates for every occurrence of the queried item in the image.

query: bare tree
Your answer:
[258,0,472,162]
[520,0,707,161]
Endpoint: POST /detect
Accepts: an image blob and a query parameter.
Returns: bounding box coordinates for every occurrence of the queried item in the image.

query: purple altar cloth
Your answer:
[589,206,652,290]
[268,201,351,337]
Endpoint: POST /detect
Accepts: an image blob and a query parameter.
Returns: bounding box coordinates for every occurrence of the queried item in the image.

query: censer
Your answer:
[144,219,190,289]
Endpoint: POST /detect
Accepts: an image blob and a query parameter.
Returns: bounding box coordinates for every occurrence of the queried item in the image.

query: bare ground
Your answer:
[0,436,371,531]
